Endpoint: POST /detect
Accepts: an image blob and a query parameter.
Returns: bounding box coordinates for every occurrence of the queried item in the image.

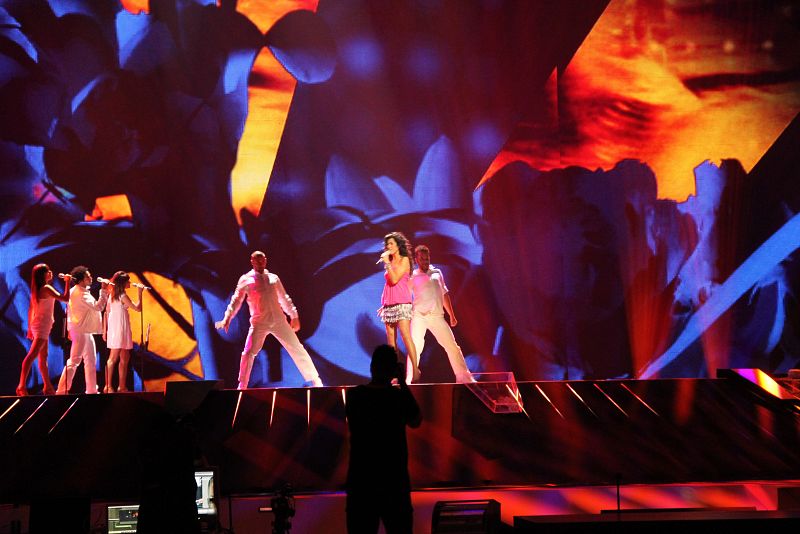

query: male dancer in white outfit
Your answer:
[410,245,474,383]
[57,266,109,394]
[216,250,323,389]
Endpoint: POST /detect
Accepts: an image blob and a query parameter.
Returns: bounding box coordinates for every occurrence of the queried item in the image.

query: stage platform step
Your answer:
[514,509,800,533]
[1,375,800,501]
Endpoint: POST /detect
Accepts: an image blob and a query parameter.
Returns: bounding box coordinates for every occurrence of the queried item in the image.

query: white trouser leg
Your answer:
[238,353,256,390]
[56,362,76,395]
[407,314,428,383]
[81,334,98,393]
[427,315,473,382]
[270,319,322,386]
[239,323,269,389]
[57,332,95,394]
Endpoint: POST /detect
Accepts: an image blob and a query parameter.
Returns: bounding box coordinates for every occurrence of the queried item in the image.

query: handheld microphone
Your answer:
[131,282,151,290]
[96,277,115,286]
[58,273,68,279]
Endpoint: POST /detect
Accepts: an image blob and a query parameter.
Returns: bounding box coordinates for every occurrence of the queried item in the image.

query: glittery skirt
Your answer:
[378,303,413,323]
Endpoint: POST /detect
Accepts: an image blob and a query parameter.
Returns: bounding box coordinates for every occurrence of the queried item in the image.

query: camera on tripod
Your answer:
[259,483,296,534]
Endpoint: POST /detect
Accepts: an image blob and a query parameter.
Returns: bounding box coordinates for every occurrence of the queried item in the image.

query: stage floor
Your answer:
[2,480,800,533]
[1,374,799,503]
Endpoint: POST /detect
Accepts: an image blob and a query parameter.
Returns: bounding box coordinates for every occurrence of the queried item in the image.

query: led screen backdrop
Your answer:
[1,0,799,393]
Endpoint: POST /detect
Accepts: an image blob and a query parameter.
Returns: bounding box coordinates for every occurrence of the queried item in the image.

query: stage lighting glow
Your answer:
[340,36,384,78]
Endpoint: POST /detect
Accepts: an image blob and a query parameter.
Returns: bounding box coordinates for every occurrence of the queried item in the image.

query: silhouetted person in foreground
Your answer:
[346,344,422,534]
[136,412,200,533]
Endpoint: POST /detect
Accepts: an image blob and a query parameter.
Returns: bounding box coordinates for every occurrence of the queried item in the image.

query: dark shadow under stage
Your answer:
[1,374,799,505]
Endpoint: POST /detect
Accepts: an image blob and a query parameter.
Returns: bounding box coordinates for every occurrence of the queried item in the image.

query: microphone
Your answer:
[96,277,115,286]
[58,273,69,279]
[131,282,151,290]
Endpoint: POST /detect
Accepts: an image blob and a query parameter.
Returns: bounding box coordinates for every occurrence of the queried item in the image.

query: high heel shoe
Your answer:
[103,386,114,394]
[15,386,28,397]
[42,385,56,395]
[405,367,422,385]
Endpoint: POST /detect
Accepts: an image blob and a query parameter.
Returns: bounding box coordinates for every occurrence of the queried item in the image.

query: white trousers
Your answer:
[239,319,322,389]
[410,313,473,383]
[57,331,98,394]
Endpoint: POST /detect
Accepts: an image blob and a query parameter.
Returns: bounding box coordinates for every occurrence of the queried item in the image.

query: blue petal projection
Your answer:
[641,211,800,378]
[266,9,337,84]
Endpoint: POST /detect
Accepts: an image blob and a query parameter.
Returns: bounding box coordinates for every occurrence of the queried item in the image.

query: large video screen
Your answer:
[1,0,798,391]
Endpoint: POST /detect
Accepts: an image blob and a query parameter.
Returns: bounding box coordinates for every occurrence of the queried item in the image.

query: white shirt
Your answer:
[411,266,448,316]
[224,269,298,325]
[67,284,108,333]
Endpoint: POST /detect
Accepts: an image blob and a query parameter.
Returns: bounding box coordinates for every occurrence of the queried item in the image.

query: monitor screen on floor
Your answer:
[107,504,139,534]
[195,469,217,516]
[107,470,215,532]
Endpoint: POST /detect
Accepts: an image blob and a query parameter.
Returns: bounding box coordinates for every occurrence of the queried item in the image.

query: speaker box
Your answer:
[432,499,503,533]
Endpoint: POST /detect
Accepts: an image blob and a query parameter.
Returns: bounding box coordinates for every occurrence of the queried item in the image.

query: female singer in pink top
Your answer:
[17,263,71,396]
[103,271,143,393]
[378,232,421,382]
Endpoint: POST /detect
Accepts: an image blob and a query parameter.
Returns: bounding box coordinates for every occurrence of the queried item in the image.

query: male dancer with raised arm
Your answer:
[216,250,323,389]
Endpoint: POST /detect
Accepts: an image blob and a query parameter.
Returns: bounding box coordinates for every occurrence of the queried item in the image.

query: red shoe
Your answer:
[15,386,28,397]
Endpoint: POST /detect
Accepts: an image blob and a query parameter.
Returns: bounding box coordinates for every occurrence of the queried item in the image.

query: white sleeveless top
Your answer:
[29,297,55,339]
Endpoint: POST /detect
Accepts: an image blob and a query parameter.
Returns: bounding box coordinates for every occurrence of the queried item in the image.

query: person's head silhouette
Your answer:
[370,344,400,384]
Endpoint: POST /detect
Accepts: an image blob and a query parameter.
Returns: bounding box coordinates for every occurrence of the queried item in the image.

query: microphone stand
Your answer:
[139,295,145,392]
[61,301,70,391]
[136,275,148,393]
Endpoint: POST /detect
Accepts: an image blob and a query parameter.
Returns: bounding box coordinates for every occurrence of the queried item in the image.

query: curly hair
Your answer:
[70,265,90,283]
[383,231,412,260]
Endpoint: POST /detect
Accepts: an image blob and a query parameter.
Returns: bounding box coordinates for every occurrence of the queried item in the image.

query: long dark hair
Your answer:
[29,263,50,303]
[384,231,413,262]
[27,263,50,340]
[110,271,130,301]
